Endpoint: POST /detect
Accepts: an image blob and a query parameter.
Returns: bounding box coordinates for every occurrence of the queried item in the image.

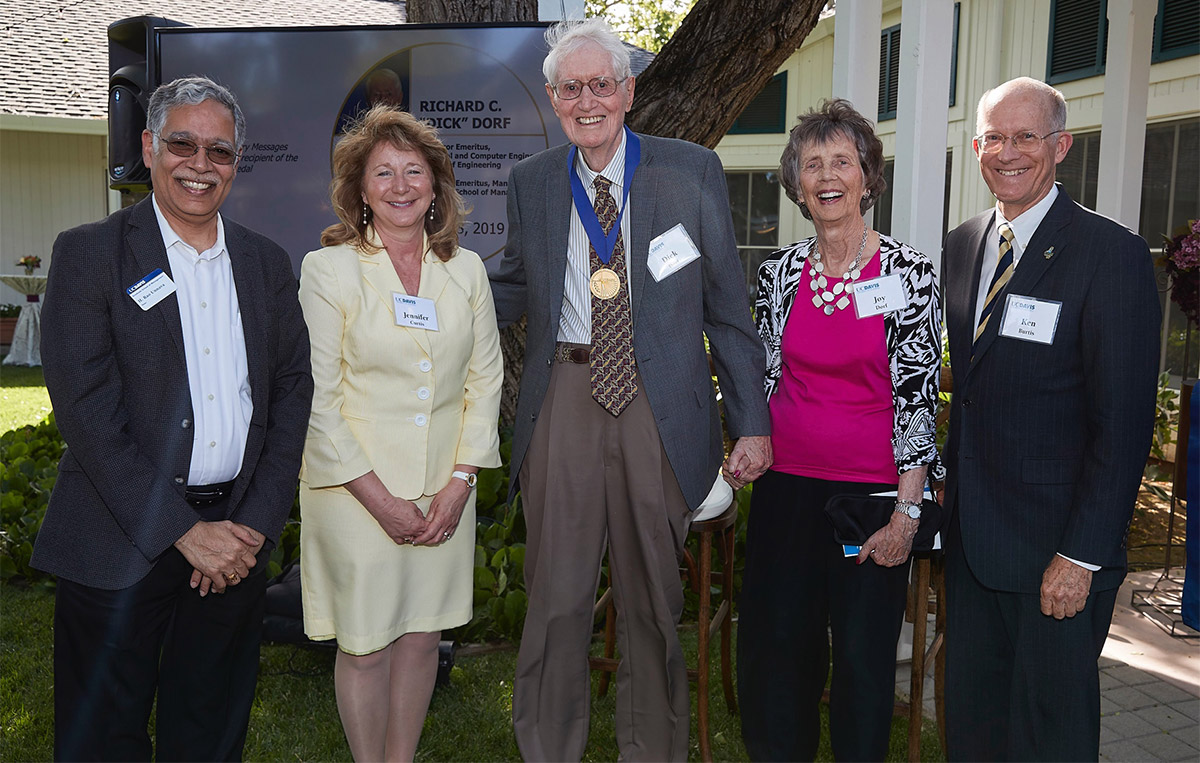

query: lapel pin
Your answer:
[1043,246,1055,260]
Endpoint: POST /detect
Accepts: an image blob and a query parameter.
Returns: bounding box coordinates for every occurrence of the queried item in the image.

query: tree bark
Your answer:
[406,0,537,23]
[627,0,825,148]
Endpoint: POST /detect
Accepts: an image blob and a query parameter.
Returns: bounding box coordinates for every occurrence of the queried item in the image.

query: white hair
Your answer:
[542,17,632,86]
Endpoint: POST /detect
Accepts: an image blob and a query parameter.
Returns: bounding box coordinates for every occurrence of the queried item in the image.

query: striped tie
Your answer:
[589,175,638,415]
[973,222,1015,355]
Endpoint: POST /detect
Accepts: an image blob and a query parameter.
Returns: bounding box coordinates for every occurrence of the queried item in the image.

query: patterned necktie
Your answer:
[973,221,1016,355]
[589,175,638,415]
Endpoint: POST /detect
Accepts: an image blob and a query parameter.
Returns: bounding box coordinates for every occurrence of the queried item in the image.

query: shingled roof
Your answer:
[1,0,407,121]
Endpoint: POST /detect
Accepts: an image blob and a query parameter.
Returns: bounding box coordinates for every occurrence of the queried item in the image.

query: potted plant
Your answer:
[16,255,41,275]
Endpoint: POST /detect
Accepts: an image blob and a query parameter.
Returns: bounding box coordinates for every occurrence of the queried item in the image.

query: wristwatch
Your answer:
[451,470,477,488]
[894,499,922,520]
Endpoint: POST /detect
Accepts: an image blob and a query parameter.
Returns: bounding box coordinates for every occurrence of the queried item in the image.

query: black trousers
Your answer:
[944,510,1118,762]
[53,513,268,762]
[737,470,910,762]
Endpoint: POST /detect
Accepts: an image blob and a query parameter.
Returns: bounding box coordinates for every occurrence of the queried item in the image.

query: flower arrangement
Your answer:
[16,255,41,275]
[1161,219,1199,328]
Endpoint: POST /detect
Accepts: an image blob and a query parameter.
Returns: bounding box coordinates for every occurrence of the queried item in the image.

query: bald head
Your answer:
[976,77,1067,136]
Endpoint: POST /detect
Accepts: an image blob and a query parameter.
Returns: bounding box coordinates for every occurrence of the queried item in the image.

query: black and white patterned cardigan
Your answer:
[756,233,944,479]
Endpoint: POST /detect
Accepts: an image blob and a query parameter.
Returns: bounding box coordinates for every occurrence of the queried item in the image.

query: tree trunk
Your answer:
[405,0,827,426]
[406,0,537,23]
[627,0,825,148]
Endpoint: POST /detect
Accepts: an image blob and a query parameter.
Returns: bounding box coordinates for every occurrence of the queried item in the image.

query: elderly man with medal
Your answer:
[489,17,772,763]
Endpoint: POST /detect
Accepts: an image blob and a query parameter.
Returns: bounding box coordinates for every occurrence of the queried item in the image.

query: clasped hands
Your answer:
[721,435,773,490]
[369,479,470,548]
[175,520,265,597]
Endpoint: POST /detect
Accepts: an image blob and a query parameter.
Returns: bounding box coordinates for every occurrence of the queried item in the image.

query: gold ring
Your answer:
[226,572,240,584]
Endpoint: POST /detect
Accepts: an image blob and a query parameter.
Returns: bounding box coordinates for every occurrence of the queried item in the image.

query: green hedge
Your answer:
[0,416,751,643]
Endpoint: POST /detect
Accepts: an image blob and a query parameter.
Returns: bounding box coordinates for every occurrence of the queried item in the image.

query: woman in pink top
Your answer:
[736,100,942,762]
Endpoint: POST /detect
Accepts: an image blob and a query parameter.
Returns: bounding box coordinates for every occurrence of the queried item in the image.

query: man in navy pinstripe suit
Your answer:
[942,77,1160,761]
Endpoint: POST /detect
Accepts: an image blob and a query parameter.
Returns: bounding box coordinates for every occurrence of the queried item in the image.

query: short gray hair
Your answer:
[543,18,631,87]
[976,76,1067,135]
[147,76,246,151]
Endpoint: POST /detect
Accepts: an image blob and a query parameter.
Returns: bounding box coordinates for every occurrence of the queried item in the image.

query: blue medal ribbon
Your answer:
[568,126,641,266]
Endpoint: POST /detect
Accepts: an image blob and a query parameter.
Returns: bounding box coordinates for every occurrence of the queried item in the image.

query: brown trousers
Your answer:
[512,355,692,762]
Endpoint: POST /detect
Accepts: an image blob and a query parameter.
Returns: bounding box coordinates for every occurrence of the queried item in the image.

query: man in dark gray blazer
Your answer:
[942,76,1160,761]
[33,77,311,761]
[490,19,771,762]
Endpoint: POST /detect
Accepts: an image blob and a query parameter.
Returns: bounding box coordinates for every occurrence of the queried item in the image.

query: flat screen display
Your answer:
[158,24,566,272]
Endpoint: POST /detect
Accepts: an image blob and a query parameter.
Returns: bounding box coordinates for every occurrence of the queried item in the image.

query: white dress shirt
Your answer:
[152,195,252,485]
[973,185,1098,572]
[558,130,635,344]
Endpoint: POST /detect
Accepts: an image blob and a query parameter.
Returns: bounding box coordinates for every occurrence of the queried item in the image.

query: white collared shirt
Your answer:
[558,130,635,344]
[152,195,252,485]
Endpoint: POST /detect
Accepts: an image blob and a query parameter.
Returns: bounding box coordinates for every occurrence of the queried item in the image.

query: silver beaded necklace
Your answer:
[809,225,869,315]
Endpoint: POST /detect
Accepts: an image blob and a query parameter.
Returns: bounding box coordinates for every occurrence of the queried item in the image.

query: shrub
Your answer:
[0,414,63,581]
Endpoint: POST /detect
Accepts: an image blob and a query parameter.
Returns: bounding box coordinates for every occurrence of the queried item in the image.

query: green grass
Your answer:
[1,582,945,762]
[0,363,50,432]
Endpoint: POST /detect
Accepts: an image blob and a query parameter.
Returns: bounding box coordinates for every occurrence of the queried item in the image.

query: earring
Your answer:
[361,203,370,226]
[428,195,436,222]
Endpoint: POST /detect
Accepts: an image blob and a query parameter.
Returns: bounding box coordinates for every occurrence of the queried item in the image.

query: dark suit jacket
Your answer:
[32,197,313,590]
[943,186,1160,594]
[490,134,771,510]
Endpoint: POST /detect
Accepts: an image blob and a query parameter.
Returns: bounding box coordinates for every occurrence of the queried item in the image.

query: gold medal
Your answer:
[589,267,621,300]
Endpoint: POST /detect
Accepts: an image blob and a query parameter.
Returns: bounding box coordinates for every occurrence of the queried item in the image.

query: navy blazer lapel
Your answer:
[969,190,1074,366]
[948,213,991,377]
[126,199,187,365]
[1004,189,1074,297]
[628,133,654,321]
[226,223,268,421]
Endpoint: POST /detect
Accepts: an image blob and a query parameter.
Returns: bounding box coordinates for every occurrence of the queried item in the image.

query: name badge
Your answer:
[647,223,701,282]
[851,273,907,319]
[998,294,1061,344]
[126,268,176,311]
[393,293,439,331]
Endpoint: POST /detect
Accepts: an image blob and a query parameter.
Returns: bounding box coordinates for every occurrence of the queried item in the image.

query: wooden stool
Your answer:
[589,498,739,763]
[903,553,947,761]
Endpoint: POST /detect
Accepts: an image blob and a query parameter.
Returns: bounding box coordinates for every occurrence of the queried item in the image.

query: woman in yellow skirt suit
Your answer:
[298,106,502,762]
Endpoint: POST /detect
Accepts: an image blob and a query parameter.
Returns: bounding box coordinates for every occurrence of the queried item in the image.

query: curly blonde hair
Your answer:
[321,105,465,261]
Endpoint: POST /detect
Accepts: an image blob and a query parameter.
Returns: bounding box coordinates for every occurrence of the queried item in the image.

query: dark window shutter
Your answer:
[878,25,901,120]
[729,72,788,134]
[1048,0,1107,83]
[1155,0,1200,61]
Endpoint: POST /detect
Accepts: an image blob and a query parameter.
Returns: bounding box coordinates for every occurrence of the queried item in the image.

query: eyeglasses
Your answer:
[973,130,1063,155]
[156,135,240,165]
[550,76,627,100]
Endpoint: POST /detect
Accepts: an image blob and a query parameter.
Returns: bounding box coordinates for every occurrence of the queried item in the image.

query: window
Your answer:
[877,4,961,121]
[1153,0,1200,62]
[1140,119,1199,379]
[1059,120,1199,378]
[874,152,953,244]
[1056,131,1102,210]
[1047,0,1107,84]
[729,73,788,135]
[726,171,781,302]
[1049,0,1197,82]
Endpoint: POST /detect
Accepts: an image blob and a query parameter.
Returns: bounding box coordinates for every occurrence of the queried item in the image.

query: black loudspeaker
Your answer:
[107,16,187,190]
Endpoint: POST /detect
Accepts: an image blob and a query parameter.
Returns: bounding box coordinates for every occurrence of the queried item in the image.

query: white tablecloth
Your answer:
[2,275,47,367]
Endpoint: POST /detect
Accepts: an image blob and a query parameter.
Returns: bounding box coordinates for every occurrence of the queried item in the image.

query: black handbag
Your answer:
[822,494,944,552]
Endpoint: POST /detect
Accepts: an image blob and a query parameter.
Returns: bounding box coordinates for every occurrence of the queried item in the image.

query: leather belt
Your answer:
[555,343,591,364]
[185,480,235,507]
